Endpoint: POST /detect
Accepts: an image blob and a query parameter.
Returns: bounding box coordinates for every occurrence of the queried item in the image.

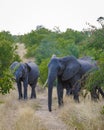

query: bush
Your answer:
[0,69,14,94]
[39,58,49,85]
[0,31,20,94]
[84,62,104,92]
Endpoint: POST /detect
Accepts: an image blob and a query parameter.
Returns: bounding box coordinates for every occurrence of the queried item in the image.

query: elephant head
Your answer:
[47,56,81,111]
[10,61,31,82]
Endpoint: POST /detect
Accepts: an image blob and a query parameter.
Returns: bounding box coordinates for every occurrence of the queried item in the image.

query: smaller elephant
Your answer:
[10,61,39,99]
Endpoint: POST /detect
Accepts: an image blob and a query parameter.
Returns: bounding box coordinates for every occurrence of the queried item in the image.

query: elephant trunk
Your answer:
[48,72,57,112]
[48,81,53,112]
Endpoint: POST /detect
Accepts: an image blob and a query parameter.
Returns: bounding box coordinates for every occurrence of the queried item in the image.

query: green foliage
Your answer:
[0,40,14,70]
[0,69,14,94]
[0,31,20,94]
[39,58,49,85]
[88,29,104,49]
[80,28,104,60]
[85,62,104,92]
[0,31,14,42]
[20,27,52,47]
[26,29,82,65]
[100,106,104,115]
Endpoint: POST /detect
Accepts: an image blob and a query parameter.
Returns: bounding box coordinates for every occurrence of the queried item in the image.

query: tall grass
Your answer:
[59,96,104,130]
[14,107,46,130]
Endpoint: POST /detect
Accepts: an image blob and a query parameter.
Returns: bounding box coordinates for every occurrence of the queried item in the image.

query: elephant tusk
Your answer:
[43,79,48,88]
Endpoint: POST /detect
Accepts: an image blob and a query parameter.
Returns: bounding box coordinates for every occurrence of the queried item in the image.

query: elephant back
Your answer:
[78,59,97,75]
[27,62,39,79]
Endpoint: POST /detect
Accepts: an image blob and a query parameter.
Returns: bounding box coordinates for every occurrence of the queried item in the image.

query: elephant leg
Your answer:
[57,78,64,107]
[17,81,23,99]
[98,87,104,98]
[71,74,81,102]
[73,84,80,102]
[91,86,99,101]
[65,83,72,96]
[30,82,37,99]
[31,87,36,98]
[23,80,28,99]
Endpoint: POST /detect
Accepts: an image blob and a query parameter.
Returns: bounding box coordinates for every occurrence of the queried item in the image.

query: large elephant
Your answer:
[47,55,97,111]
[10,61,39,99]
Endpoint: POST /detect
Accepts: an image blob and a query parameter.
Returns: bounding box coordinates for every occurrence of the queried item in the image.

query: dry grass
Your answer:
[59,95,104,130]
[14,107,46,130]
[0,89,47,130]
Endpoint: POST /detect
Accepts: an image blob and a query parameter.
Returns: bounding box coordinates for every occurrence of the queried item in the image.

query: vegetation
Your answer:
[0,31,20,94]
[60,96,104,130]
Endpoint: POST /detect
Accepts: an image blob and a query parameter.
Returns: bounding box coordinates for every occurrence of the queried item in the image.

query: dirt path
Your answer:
[16,43,34,62]
[15,43,68,130]
[35,92,67,130]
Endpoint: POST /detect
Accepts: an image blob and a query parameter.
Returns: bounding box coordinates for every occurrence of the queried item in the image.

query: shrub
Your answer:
[0,31,20,94]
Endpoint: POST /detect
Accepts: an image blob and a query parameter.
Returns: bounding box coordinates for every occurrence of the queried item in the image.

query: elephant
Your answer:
[47,55,98,111]
[79,57,104,100]
[10,61,39,99]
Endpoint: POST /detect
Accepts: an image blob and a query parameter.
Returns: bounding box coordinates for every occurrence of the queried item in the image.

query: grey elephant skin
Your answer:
[10,61,39,99]
[47,55,98,111]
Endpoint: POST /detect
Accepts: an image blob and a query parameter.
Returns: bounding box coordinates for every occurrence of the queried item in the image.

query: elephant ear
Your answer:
[25,63,31,72]
[62,56,81,81]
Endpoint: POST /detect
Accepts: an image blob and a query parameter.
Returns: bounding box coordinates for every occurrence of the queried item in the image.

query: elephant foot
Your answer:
[24,97,28,100]
[91,92,99,101]
[58,100,64,108]
[18,98,22,100]
[59,103,64,107]
[30,96,36,99]
[30,94,36,99]
[18,96,23,100]
[18,94,23,100]
[74,96,80,103]
[49,107,52,112]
